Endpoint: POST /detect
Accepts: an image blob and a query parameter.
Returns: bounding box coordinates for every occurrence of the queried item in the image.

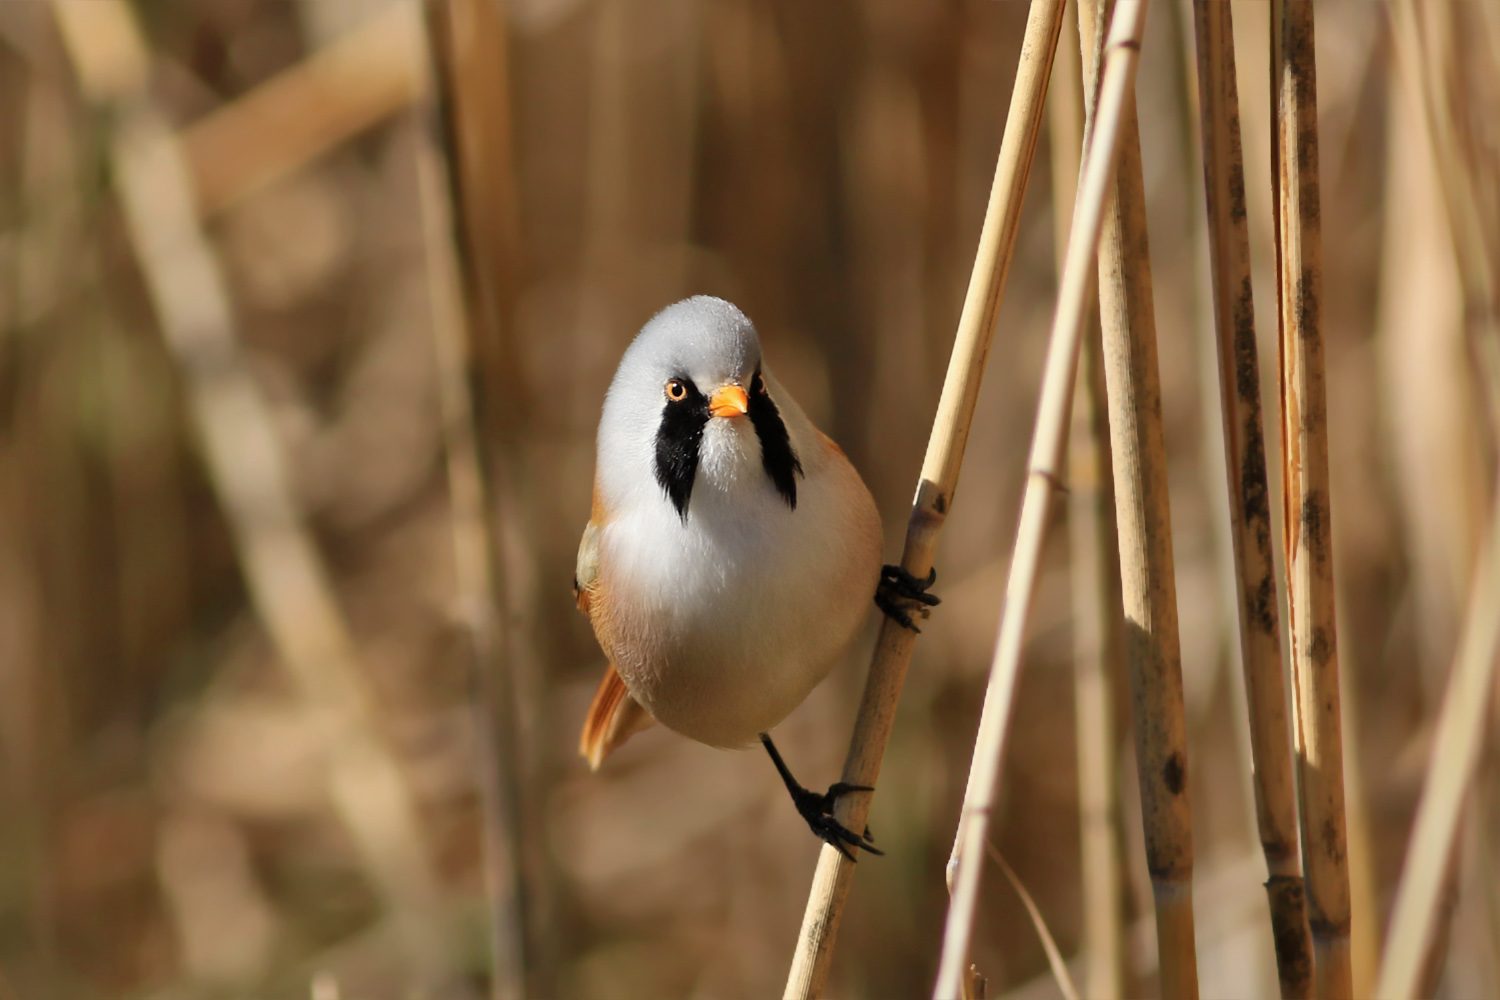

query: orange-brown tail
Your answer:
[579,665,655,769]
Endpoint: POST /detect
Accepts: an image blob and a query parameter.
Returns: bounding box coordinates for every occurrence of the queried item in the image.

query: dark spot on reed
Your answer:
[1321,816,1344,864]
[1297,267,1319,338]
[1234,278,1259,400]
[1300,492,1324,547]
[1248,574,1277,635]
[1309,627,1332,666]
[1162,752,1185,796]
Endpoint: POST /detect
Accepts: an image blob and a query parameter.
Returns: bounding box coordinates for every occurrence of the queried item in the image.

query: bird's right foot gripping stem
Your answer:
[875,564,941,632]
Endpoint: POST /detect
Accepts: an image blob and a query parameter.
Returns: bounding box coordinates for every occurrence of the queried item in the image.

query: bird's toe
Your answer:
[875,564,941,632]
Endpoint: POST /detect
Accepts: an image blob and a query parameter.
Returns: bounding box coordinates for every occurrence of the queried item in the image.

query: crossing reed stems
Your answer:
[931,2,1150,995]
[1051,5,1128,995]
[782,3,1065,995]
[51,0,453,985]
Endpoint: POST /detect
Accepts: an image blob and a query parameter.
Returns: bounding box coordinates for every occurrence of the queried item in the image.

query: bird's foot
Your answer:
[760,734,883,862]
[788,780,884,862]
[876,564,941,633]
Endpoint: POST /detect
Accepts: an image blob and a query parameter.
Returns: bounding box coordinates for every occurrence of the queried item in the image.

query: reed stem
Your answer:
[931,2,1150,996]
[1270,3,1352,996]
[1375,483,1500,999]
[782,4,1065,996]
[1072,0,1199,992]
[414,8,528,993]
[1192,3,1313,995]
[1051,6,1128,995]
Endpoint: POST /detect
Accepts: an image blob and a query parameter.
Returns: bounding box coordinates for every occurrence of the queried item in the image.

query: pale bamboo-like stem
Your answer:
[1270,4,1352,997]
[782,5,1065,996]
[1051,6,1127,995]
[50,0,451,983]
[1378,4,1500,995]
[180,3,427,217]
[1192,4,1313,995]
[1073,0,1200,993]
[412,12,526,995]
[1375,484,1500,999]
[930,3,1149,996]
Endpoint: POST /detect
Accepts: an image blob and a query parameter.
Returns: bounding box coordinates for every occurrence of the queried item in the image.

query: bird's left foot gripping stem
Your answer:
[875,564,941,632]
[760,734,883,862]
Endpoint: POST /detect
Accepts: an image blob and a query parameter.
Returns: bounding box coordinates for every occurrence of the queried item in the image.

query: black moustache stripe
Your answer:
[654,378,708,519]
[749,370,802,509]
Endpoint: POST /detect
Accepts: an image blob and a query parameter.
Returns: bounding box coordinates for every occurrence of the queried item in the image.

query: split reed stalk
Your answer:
[1374,485,1500,1000]
[1271,3,1352,996]
[1192,3,1313,995]
[1071,0,1200,993]
[1050,5,1128,995]
[413,9,526,994]
[782,4,1065,996]
[51,0,451,984]
[930,2,1151,996]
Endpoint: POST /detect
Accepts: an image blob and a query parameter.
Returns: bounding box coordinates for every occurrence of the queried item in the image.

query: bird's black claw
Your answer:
[876,564,942,632]
[790,782,884,861]
[760,734,883,859]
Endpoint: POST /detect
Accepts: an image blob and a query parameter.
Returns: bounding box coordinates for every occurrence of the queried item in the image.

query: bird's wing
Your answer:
[573,519,601,614]
[579,664,655,769]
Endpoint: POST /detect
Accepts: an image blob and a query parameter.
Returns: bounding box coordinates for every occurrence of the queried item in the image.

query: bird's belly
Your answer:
[599,506,879,747]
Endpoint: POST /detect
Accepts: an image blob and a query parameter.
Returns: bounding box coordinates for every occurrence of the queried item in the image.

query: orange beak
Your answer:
[709,384,749,418]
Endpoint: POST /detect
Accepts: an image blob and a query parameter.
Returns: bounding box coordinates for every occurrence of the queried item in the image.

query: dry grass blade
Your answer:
[985,843,1081,1000]
[1271,3,1352,996]
[1374,485,1500,999]
[181,3,427,217]
[51,0,451,985]
[1051,4,1128,995]
[1192,3,1313,995]
[782,3,1066,996]
[931,2,1150,996]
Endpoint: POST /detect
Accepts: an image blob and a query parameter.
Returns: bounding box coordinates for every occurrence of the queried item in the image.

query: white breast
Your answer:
[598,426,882,747]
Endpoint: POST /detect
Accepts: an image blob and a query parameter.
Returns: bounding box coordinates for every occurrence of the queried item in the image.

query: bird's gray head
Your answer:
[597,296,803,520]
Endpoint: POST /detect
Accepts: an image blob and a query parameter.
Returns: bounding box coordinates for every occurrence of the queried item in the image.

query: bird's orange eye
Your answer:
[665,379,687,401]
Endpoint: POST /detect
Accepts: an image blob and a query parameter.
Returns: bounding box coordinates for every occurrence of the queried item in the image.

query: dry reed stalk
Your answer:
[1073,0,1203,993]
[420,3,537,995]
[51,0,452,984]
[424,0,524,410]
[1192,3,1313,995]
[1389,0,1500,373]
[782,4,1066,996]
[1374,484,1500,999]
[1379,3,1500,994]
[1270,3,1352,996]
[930,2,1150,996]
[412,42,527,1000]
[1050,5,1128,995]
[180,2,426,217]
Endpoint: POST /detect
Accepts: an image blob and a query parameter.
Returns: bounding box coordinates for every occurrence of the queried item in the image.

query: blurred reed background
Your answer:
[0,0,1496,997]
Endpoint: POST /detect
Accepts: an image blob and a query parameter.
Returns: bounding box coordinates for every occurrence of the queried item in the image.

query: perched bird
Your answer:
[573,296,937,857]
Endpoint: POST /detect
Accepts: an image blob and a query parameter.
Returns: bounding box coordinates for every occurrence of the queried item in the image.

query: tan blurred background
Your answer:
[0,0,1497,997]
